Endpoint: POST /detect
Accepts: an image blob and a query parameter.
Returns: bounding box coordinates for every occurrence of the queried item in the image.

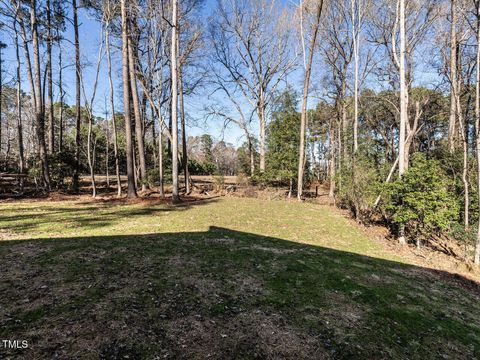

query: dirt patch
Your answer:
[165,312,329,359]
[167,254,199,269]
[321,292,367,341]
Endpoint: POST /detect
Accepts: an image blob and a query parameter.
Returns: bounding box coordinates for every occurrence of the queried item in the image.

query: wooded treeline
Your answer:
[1,0,480,265]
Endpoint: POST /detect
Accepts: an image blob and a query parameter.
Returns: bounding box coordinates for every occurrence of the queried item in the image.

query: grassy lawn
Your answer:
[0,197,479,359]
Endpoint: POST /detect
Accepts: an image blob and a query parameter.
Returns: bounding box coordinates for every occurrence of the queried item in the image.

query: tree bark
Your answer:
[449,0,458,153]
[58,37,64,153]
[398,0,407,245]
[121,0,137,198]
[352,0,360,154]
[475,0,480,265]
[0,43,2,163]
[171,0,180,202]
[179,66,190,194]
[127,27,147,192]
[87,113,96,197]
[72,0,81,192]
[329,123,336,198]
[14,14,24,191]
[159,123,165,197]
[259,96,266,173]
[105,115,110,188]
[455,68,469,229]
[31,0,50,190]
[46,0,54,154]
[298,0,324,200]
[248,136,255,175]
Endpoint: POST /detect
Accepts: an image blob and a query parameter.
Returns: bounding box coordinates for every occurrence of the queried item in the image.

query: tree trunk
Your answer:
[159,123,165,197]
[31,0,50,190]
[248,137,255,175]
[72,0,81,192]
[456,77,469,229]
[87,114,96,198]
[298,0,324,200]
[0,43,2,163]
[121,0,137,198]
[105,114,110,188]
[475,0,480,265]
[14,15,24,191]
[127,29,147,192]
[341,81,348,164]
[177,25,189,194]
[259,98,266,173]
[179,63,190,194]
[18,11,36,110]
[352,0,359,155]
[46,0,54,154]
[170,0,180,203]
[449,0,458,153]
[58,37,64,152]
[398,0,407,245]
[329,123,336,198]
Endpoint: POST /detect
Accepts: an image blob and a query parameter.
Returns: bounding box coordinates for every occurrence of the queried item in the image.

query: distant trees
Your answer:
[187,134,236,176]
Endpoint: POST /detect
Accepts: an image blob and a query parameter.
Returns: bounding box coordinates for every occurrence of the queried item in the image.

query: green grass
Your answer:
[0,197,479,359]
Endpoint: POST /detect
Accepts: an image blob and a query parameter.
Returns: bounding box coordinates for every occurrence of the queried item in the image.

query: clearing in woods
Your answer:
[0,196,479,359]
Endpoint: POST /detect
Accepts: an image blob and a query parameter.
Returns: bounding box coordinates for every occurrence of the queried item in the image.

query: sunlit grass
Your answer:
[0,197,396,260]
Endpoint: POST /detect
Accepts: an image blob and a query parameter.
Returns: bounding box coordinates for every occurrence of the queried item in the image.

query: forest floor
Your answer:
[0,192,480,359]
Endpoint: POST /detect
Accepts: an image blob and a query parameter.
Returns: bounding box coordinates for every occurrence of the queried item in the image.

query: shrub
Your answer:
[213,174,225,191]
[383,153,459,242]
[335,153,382,221]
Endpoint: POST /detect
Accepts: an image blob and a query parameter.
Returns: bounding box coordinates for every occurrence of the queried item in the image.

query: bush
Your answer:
[26,151,76,189]
[188,159,217,175]
[383,153,459,242]
[147,166,172,185]
[213,174,225,191]
[250,171,274,188]
[335,153,382,221]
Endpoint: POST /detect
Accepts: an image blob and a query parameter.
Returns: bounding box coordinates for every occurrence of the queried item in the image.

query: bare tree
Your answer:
[31,0,50,189]
[297,0,324,200]
[72,0,81,192]
[171,0,180,202]
[13,9,24,190]
[127,9,148,192]
[46,0,54,154]
[210,0,295,173]
[449,0,458,152]
[321,0,354,172]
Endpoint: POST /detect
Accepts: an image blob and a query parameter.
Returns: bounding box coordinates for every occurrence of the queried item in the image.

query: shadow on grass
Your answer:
[0,227,479,359]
